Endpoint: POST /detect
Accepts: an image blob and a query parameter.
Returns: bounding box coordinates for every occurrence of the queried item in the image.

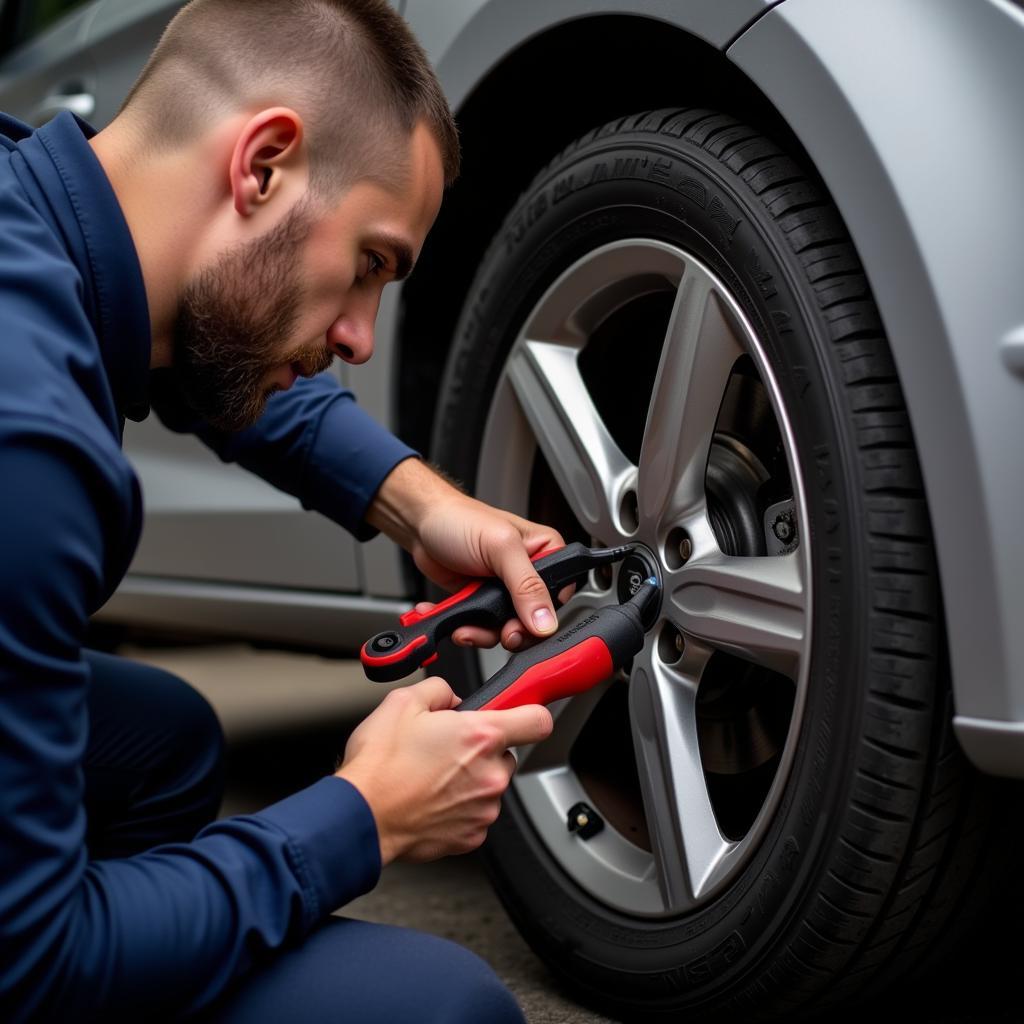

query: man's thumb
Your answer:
[501,549,558,637]
[409,675,461,712]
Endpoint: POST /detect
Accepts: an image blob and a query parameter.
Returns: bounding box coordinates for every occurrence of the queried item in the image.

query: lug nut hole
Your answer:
[665,527,692,569]
[619,490,639,534]
[591,563,614,592]
[658,623,684,664]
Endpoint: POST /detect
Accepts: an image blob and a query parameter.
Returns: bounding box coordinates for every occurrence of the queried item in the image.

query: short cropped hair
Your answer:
[119,0,459,195]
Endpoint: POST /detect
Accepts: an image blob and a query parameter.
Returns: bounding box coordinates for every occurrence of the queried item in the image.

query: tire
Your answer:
[431,109,998,1021]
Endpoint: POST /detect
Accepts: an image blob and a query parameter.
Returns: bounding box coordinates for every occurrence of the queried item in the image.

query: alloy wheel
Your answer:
[475,239,812,917]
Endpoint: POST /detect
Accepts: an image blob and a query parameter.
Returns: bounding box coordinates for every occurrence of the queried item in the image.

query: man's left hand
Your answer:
[366,458,569,651]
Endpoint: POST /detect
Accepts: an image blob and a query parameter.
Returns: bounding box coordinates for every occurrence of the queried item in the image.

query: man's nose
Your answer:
[326,314,374,365]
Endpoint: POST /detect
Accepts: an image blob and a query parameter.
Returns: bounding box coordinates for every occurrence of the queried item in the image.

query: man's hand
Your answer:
[367,458,570,651]
[336,677,553,863]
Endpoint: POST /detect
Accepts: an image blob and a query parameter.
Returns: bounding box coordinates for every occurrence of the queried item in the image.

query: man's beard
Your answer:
[172,200,334,432]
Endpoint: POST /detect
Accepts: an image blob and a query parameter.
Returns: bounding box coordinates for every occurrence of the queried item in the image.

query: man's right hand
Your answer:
[335,677,553,864]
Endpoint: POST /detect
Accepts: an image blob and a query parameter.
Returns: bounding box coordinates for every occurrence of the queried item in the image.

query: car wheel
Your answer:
[432,109,992,1021]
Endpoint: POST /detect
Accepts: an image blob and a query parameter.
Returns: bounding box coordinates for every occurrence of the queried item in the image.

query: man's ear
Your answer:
[229,107,306,217]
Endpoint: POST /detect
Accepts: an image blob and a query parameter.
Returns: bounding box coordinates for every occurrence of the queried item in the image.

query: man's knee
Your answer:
[332,923,525,1024]
[192,918,524,1023]
[168,675,226,781]
[84,650,226,852]
[415,932,525,1024]
[151,673,226,829]
[120,658,226,803]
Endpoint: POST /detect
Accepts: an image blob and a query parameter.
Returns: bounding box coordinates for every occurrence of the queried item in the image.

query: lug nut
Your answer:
[658,623,684,663]
[665,527,693,569]
[567,801,604,840]
[592,563,614,592]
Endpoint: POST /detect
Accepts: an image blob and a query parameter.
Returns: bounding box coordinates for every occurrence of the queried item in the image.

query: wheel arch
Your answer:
[397,13,811,460]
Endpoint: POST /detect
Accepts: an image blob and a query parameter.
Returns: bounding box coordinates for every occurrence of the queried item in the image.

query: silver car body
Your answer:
[1,0,1021,776]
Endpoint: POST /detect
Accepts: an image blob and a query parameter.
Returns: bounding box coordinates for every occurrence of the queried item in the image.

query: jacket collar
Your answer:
[2,111,152,421]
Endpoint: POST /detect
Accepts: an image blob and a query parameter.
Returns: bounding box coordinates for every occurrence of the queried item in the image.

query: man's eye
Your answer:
[364,252,385,279]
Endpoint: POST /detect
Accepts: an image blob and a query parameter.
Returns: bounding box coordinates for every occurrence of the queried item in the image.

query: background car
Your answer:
[3,1,1023,1020]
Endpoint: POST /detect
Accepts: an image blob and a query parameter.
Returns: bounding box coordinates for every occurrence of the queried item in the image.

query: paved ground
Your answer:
[121,642,1021,1024]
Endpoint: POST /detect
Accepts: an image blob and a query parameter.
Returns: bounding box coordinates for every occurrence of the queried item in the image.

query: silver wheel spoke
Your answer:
[507,339,636,541]
[629,639,730,910]
[638,268,745,531]
[671,551,806,677]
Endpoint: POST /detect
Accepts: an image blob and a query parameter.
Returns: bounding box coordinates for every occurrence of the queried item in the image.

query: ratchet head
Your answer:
[629,576,661,622]
[456,575,662,713]
[615,546,662,629]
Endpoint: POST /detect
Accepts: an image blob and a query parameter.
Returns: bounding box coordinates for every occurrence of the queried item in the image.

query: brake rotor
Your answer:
[696,662,792,775]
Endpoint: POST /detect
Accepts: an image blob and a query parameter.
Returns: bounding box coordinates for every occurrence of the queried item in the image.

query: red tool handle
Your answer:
[456,580,656,712]
[464,636,614,712]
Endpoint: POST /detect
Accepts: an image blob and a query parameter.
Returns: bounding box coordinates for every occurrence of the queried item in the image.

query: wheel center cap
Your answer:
[616,545,662,629]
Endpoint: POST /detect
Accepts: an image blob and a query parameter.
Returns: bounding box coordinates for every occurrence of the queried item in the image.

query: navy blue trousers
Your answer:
[84,650,524,1023]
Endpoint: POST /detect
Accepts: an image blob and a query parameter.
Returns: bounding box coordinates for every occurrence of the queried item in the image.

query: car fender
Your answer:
[403,0,781,110]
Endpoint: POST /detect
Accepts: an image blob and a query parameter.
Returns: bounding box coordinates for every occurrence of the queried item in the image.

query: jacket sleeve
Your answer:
[150,370,418,540]
[0,424,381,1022]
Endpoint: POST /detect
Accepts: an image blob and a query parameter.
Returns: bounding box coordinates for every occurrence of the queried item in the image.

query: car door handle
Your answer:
[33,88,95,124]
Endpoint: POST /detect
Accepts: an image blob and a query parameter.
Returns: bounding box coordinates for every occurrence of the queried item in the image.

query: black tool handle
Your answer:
[456,580,656,712]
[360,578,513,682]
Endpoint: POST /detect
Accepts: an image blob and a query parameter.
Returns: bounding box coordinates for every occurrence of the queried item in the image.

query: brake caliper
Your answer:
[763,498,798,555]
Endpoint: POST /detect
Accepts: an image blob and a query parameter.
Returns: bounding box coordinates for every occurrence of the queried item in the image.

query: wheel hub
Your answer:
[615,544,662,629]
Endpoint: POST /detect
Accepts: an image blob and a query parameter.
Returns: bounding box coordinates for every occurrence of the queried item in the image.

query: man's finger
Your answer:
[407,675,460,712]
[475,704,554,748]
[450,625,500,649]
[499,617,528,652]
[500,619,545,653]
[449,622,543,652]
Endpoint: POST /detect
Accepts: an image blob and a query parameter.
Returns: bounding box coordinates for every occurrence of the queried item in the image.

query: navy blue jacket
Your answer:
[0,111,417,1020]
